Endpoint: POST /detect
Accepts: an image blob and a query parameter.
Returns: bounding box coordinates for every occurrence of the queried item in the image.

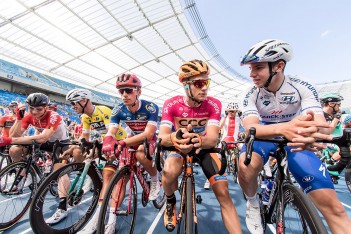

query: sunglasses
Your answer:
[228,111,236,113]
[29,106,45,112]
[70,101,80,106]
[187,79,211,89]
[329,102,341,106]
[118,88,137,95]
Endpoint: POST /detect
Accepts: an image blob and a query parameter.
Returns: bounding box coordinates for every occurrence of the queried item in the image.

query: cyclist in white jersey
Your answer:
[238,39,351,234]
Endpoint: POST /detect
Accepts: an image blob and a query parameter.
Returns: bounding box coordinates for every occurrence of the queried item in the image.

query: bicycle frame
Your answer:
[113,146,151,215]
[178,155,197,226]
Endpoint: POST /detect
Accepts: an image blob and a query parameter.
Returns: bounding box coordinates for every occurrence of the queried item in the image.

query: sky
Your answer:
[190,0,351,85]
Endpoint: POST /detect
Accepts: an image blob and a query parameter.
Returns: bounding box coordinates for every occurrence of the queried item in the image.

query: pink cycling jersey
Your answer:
[160,95,221,134]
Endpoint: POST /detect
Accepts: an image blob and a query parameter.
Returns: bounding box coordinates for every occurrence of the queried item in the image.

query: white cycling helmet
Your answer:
[66,89,92,102]
[240,39,293,65]
[226,102,240,111]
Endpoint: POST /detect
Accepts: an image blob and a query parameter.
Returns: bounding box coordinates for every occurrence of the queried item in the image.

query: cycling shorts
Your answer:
[168,151,227,186]
[241,141,334,193]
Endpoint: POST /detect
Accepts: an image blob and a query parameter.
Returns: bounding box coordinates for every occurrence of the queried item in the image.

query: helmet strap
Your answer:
[184,84,202,105]
[131,88,140,107]
[263,63,277,89]
[79,100,89,114]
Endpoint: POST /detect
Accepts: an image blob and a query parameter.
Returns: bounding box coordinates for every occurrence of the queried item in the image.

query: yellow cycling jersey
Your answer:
[81,105,126,140]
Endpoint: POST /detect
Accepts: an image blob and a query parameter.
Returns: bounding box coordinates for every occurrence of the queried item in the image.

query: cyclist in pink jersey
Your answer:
[159,60,241,233]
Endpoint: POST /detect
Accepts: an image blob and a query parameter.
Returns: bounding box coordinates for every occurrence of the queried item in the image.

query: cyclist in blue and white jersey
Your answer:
[79,74,159,234]
[238,39,351,234]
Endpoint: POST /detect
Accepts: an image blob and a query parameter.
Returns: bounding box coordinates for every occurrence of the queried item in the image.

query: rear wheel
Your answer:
[276,184,328,234]
[185,177,195,234]
[29,163,102,234]
[0,162,38,231]
[344,163,351,194]
[97,166,137,234]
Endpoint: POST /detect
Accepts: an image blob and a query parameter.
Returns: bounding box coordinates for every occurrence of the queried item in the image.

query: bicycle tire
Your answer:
[276,183,328,234]
[185,177,194,234]
[97,166,137,234]
[0,154,10,171]
[344,163,351,194]
[29,162,102,234]
[0,162,38,231]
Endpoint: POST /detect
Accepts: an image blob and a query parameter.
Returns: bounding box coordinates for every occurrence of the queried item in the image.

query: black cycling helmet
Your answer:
[26,93,50,107]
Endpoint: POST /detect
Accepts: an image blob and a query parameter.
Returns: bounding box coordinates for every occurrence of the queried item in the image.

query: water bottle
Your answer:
[262,179,273,205]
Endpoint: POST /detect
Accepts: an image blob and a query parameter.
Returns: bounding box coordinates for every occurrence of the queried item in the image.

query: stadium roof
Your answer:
[0,0,251,111]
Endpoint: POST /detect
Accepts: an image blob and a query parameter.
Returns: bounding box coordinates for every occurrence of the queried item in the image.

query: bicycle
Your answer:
[225,141,243,184]
[244,127,332,234]
[154,138,228,234]
[96,138,165,234]
[0,140,70,231]
[30,139,104,234]
[0,146,12,171]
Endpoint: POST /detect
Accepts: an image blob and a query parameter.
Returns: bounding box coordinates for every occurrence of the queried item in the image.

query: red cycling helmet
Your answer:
[116,74,142,88]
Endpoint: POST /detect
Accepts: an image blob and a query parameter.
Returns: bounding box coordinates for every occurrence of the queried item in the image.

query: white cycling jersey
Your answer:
[242,76,323,124]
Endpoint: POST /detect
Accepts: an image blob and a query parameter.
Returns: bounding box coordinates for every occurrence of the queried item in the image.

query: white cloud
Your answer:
[321,30,330,37]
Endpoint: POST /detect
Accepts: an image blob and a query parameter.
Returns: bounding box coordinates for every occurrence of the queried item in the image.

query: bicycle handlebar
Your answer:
[244,127,351,166]
[154,138,228,175]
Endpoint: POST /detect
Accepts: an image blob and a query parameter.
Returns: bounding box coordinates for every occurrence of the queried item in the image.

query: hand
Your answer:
[225,111,228,116]
[102,136,118,160]
[15,104,26,120]
[60,147,75,160]
[334,112,342,120]
[0,136,12,147]
[170,129,192,153]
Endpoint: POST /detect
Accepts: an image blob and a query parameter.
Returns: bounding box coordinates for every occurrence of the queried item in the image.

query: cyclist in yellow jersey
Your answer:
[62,89,126,163]
[81,105,126,140]
[45,89,127,224]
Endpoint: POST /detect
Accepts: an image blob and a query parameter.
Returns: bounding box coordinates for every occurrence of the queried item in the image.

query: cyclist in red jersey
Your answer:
[158,60,242,233]
[0,101,17,153]
[0,93,71,220]
[0,101,18,138]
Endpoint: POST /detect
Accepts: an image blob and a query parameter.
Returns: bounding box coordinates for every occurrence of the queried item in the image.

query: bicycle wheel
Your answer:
[0,162,38,231]
[185,177,195,234]
[0,154,11,171]
[276,183,328,234]
[344,163,351,194]
[30,162,102,234]
[232,153,239,183]
[97,166,137,234]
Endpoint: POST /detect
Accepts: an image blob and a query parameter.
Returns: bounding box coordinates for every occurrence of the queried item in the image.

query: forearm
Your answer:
[199,135,217,149]
[11,134,45,145]
[244,122,285,139]
[9,120,22,137]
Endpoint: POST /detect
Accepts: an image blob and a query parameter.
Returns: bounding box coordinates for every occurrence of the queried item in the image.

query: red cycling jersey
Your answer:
[21,110,69,141]
[0,115,16,137]
[160,95,221,134]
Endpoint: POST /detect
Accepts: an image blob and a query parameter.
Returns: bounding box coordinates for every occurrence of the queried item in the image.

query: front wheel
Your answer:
[344,163,351,194]
[29,163,102,234]
[97,166,137,234]
[0,162,38,231]
[276,184,328,234]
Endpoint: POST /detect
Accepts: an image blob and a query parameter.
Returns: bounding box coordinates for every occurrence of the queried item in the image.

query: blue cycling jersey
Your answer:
[110,100,159,135]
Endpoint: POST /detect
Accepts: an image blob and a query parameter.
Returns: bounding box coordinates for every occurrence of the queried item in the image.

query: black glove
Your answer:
[225,111,228,116]
[334,112,342,120]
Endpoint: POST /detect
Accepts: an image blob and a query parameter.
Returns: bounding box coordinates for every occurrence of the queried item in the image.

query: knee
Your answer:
[214,185,232,204]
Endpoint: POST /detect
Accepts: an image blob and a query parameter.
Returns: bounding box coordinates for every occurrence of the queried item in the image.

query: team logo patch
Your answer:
[146,104,156,113]
[302,175,314,182]
[263,100,270,106]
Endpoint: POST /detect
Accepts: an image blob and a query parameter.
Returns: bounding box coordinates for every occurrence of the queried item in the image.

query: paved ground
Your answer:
[1,166,351,234]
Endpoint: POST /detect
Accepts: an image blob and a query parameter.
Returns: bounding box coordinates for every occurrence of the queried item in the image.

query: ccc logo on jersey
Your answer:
[146,103,156,113]
[178,118,207,127]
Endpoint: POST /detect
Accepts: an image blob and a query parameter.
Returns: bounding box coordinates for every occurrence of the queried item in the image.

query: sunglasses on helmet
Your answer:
[118,88,137,95]
[187,79,211,89]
